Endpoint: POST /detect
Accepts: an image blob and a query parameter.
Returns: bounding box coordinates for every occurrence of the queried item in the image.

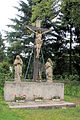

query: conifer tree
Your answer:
[60,0,80,75]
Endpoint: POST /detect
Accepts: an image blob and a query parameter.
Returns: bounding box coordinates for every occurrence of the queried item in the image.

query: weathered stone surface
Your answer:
[45,58,53,82]
[4,82,64,102]
[35,31,43,58]
[8,101,76,109]
[14,55,23,82]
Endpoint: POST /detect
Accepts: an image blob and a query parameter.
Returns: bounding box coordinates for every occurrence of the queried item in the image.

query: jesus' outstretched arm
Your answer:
[24,25,36,34]
[42,30,51,35]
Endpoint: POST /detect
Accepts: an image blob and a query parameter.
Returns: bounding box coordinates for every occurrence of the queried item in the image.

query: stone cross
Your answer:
[24,20,51,81]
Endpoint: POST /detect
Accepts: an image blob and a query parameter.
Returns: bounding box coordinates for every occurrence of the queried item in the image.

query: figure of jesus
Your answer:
[35,30,43,58]
[25,25,51,58]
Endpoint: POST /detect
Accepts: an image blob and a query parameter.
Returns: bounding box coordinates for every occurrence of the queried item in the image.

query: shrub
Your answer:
[54,75,80,97]
[0,62,11,96]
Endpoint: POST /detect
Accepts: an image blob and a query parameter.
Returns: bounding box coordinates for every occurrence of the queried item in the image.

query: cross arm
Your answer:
[24,25,36,33]
[42,29,51,34]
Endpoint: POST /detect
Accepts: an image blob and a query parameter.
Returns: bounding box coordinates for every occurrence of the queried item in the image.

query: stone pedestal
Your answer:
[4,82,64,102]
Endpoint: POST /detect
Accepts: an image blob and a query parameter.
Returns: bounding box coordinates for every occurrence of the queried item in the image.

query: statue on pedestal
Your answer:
[45,58,53,82]
[14,55,23,82]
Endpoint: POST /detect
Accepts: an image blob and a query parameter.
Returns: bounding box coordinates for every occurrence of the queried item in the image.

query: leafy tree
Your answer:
[31,0,58,22]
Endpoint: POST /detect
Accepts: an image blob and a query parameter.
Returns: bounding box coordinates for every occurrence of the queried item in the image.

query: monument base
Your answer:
[4,81,64,102]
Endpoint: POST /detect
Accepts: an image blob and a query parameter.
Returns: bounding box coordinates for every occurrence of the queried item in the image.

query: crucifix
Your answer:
[24,20,51,81]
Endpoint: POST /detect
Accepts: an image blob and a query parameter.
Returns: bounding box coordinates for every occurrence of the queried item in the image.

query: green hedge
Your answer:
[64,85,80,97]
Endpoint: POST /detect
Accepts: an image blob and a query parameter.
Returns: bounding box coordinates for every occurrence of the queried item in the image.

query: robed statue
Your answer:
[14,55,23,82]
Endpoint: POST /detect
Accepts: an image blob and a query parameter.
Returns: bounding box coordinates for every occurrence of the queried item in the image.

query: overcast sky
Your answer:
[0,0,27,37]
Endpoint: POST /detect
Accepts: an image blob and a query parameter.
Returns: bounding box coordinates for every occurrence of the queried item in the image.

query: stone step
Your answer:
[8,101,76,109]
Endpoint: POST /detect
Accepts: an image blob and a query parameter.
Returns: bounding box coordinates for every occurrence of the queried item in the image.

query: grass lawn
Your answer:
[0,95,80,120]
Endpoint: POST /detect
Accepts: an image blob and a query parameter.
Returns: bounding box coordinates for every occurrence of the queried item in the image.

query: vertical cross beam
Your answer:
[36,20,42,28]
[24,20,51,81]
[33,20,41,81]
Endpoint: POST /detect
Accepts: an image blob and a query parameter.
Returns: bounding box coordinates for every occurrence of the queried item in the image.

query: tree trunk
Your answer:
[69,25,72,75]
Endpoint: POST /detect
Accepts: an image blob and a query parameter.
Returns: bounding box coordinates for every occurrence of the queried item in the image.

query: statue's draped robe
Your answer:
[14,56,23,82]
